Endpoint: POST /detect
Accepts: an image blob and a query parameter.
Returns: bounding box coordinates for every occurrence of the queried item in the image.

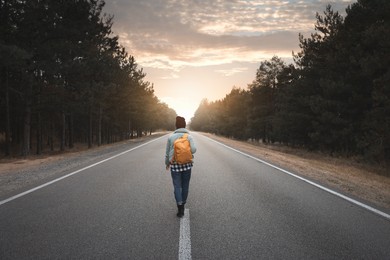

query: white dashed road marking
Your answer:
[179,209,192,260]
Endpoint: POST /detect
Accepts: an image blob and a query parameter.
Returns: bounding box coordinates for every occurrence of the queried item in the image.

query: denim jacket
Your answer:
[165,128,197,166]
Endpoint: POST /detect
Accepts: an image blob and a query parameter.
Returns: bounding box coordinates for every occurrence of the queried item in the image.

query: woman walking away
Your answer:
[165,116,197,217]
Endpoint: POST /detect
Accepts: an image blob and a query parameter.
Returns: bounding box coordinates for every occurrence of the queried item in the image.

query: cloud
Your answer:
[160,72,180,80]
[104,0,356,118]
[215,67,249,77]
[105,0,354,72]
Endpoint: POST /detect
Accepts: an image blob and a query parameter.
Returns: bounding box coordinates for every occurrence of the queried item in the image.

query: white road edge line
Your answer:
[203,135,390,221]
[179,209,192,260]
[0,135,167,207]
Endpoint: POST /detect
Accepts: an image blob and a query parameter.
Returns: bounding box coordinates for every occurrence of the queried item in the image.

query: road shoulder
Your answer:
[201,132,390,211]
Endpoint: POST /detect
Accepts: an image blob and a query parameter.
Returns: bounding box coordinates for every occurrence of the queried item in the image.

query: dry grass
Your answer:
[203,133,390,210]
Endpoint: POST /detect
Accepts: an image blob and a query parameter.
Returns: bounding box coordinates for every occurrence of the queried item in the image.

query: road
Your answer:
[1,133,389,259]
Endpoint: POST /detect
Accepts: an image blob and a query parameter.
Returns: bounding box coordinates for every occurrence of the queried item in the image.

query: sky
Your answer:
[103,0,356,121]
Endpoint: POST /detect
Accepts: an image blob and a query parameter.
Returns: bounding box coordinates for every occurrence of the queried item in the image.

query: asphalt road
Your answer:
[1,133,389,259]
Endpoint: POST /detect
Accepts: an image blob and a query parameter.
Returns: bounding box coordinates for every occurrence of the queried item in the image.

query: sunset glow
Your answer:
[104,0,355,120]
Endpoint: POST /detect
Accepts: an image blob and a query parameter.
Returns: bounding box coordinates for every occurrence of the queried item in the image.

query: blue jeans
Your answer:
[171,169,192,205]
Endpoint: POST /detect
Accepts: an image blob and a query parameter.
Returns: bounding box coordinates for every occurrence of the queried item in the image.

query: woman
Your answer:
[165,116,197,217]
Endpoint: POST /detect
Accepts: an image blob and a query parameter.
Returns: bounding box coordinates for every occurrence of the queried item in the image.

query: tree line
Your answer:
[191,0,390,164]
[0,0,176,157]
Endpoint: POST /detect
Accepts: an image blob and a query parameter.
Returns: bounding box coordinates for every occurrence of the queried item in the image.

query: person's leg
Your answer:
[171,170,183,205]
[181,169,192,205]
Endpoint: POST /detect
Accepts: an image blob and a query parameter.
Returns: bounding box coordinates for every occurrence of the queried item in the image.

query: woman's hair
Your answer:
[176,116,186,129]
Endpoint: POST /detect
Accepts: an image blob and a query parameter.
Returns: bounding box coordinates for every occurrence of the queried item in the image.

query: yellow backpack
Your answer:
[172,133,192,164]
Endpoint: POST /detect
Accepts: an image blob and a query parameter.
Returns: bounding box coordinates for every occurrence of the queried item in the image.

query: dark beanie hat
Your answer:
[176,116,186,129]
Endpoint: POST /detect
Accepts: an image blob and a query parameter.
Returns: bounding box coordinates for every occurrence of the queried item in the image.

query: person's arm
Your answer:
[188,135,197,154]
[165,138,171,169]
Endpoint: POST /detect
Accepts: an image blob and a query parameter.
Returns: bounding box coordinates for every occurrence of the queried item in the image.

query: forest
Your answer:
[191,0,390,164]
[0,0,176,157]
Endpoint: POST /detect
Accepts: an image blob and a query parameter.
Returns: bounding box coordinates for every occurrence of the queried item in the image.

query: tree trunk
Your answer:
[50,121,54,151]
[129,120,134,138]
[60,111,65,151]
[5,67,11,156]
[69,112,74,148]
[88,106,92,148]
[98,104,102,146]
[22,102,31,156]
[35,82,42,154]
[36,112,42,154]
